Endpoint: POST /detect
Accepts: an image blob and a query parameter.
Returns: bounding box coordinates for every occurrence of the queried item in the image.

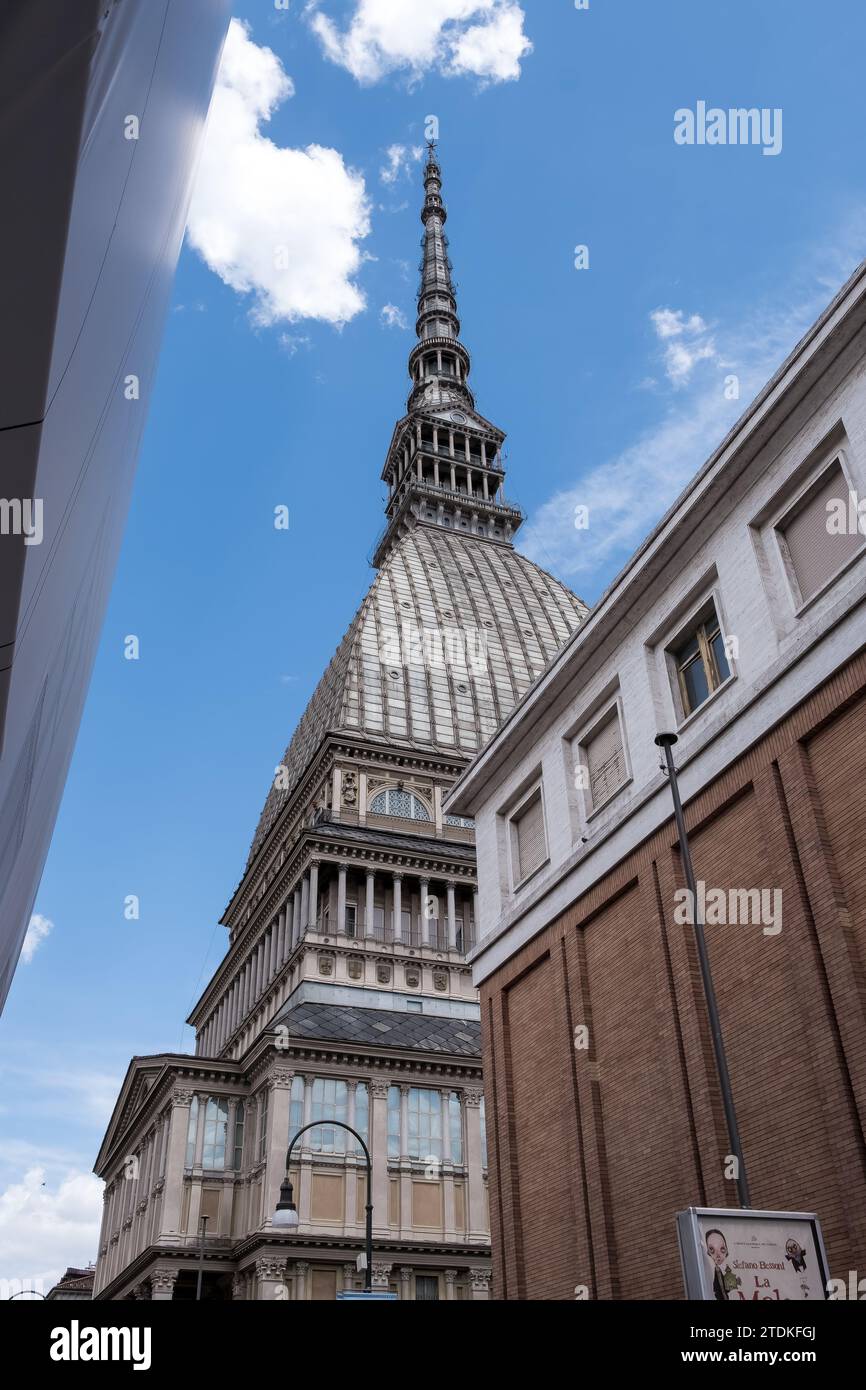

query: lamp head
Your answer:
[273,1177,299,1229]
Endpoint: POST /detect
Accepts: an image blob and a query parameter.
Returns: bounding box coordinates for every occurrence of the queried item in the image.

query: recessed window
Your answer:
[370,789,431,821]
[583,708,627,810]
[672,603,730,718]
[415,1275,440,1301]
[510,787,547,886]
[776,460,864,607]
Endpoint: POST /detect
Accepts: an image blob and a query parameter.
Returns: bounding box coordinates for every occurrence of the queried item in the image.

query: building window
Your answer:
[671,603,731,718]
[449,1092,464,1165]
[310,1078,348,1152]
[355,1082,369,1145]
[776,460,864,607]
[233,1101,245,1170]
[582,706,628,811]
[345,903,357,938]
[369,789,432,821]
[408,1088,443,1161]
[258,1088,269,1164]
[415,1275,440,1301]
[185,1097,199,1168]
[509,787,547,886]
[202,1098,229,1170]
[444,813,475,828]
[288,1075,304,1146]
[387,1085,401,1157]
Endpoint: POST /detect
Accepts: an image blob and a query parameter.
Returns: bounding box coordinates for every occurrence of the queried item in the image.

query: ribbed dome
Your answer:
[249,525,587,862]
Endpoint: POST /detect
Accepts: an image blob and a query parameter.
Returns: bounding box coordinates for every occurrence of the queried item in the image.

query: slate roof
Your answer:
[270,999,481,1058]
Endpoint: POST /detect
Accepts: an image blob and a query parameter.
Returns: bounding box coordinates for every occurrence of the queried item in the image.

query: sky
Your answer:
[2,0,865,1292]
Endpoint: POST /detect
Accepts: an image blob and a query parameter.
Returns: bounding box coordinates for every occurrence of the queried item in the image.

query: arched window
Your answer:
[370,789,431,821]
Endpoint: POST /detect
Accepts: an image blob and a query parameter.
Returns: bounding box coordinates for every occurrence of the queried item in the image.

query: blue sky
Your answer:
[2,0,865,1287]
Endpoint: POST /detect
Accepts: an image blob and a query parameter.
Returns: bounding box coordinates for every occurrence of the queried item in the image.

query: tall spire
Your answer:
[373,144,523,569]
[408,143,474,413]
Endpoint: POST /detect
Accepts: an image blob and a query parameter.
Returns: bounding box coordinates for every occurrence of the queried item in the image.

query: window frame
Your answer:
[575,695,631,820]
[507,781,549,891]
[664,594,736,728]
[771,453,865,615]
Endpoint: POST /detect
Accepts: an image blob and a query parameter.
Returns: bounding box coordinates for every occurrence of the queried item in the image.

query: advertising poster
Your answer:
[677,1208,829,1302]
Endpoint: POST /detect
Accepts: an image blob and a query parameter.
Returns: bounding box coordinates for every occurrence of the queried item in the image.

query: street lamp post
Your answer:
[655,731,751,1209]
[195,1213,209,1302]
[273,1121,374,1292]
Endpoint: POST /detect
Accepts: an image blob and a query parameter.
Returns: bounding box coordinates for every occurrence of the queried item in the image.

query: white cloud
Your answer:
[521,233,864,591]
[187,18,371,328]
[0,1167,102,1295]
[380,142,423,184]
[21,914,52,964]
[650,306,717,385]
[307,0,532,85]
[380,303,409,329]
[448,0,532,80]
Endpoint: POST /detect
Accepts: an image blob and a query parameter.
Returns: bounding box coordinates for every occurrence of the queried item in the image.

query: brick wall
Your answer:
[481,653,866,1299]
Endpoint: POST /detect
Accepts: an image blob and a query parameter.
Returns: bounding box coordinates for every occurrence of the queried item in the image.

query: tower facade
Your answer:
[93,147,587,1301]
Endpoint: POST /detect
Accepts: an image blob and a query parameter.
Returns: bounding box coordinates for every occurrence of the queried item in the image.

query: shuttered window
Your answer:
[779,462,863,604]
[585,711,626,808]
[512,792,546,884]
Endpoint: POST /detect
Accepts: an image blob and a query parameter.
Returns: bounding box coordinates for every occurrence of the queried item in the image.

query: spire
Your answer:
[373,143,523,569]
[407,142,474,413]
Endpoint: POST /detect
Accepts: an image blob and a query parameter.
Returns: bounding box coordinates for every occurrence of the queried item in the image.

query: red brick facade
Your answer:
[480,653,866,1300]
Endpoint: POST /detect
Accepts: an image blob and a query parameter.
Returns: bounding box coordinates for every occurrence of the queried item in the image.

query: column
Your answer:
[158,1092,194,1242]
[277,910,286,966]
[337,865,347,935]
[420,878,431,946]
[445,1269,458,1301]
[150,1268,179,1301]
[300,876,310,939]
[470,1269,492,1300]
[254,943,263,1000]
[286,897,295,955]
[293,1261,310,1302]
[292,887,302,949]
[392,875,403,942]
[255,1257,287,1301]
[265,1072,294,1223]
[365,870,375,938]
[450,462,457,490]
[482,471,489,500]
[446,882,457,951]
[308,861,319,929]
[400,1267,413,1302]
[464,1090,487,1243]
[265,927,273,982]
[473,890,480,946]
[370,1081,390,1238]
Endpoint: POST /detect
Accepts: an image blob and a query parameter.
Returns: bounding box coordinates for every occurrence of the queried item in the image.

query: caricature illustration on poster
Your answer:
[699,1216,823,1301]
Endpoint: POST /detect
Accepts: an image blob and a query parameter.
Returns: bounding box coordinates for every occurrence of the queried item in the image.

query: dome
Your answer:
[249,524,587,862]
